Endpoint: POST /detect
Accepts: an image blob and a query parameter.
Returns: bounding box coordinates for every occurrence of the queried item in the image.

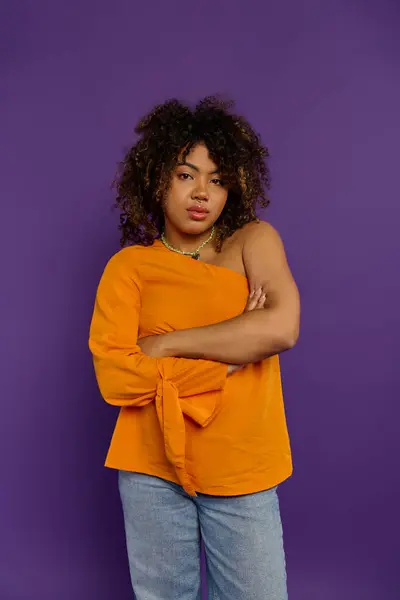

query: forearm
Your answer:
[90,340,229,405]
[161,309,298,365]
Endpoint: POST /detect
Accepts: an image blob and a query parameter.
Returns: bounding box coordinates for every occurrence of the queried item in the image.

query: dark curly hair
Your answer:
[114,96,270,250]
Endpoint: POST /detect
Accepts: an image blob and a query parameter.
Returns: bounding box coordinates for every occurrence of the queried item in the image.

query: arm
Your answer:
[88,249,228,408]
[153,222,300,365]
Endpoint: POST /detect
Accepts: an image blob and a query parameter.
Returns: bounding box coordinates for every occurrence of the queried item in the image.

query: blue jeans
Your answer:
[118,471,288,599]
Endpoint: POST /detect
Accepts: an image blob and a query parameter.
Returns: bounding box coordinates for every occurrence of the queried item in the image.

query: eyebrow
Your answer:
[177,161,220,175]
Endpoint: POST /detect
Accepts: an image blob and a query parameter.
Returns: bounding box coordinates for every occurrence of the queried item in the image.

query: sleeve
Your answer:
[88,249,228,424]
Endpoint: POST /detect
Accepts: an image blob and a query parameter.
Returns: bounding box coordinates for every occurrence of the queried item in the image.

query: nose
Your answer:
[193,182,209,202]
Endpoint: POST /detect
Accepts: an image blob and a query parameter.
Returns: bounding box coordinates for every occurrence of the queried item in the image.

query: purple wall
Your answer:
[2,1,399,598]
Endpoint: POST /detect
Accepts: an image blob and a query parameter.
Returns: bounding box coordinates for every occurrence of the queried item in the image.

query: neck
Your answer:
[163,224,214,253]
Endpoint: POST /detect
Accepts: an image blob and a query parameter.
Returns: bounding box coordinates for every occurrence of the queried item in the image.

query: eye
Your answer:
[211,178,224,186]
[177,172,193,181]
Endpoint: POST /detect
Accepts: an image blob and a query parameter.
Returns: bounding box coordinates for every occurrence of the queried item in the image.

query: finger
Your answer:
[257,293,266,308]
[245,290,255,310]
[246,287,262,311]
[248,291,266,311]
[245,300,255,312]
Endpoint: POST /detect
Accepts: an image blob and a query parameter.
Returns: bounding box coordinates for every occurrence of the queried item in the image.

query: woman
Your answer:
[89,97,300,600]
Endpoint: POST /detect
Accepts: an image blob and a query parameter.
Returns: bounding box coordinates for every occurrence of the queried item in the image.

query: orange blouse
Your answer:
[89,241,292,496]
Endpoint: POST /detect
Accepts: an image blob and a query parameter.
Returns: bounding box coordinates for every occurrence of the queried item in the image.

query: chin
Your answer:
[182,220,212,235]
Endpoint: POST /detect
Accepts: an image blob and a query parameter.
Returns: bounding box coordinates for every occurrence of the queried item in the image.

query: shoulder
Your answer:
[107,244,143,263]
[106,243,157,268]
[239,220,291,289]
[239,220,284,252]
[101,244,158,284]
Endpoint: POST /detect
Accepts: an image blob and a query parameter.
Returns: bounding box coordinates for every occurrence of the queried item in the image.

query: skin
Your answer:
[161,143,230,253]
[139,143,300,369]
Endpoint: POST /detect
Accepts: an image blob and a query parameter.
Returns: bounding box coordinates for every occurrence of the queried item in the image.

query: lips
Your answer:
[188,206,209,214]
[187,206,209,221]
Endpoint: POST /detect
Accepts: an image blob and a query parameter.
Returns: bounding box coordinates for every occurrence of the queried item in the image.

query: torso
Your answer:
[197,226,247,278]
[101,238,293,495]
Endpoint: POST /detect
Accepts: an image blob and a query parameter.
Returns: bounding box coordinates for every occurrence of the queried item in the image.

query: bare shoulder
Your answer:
[240,220,279,238]
[239,220,283,247]
[239,220,294,292]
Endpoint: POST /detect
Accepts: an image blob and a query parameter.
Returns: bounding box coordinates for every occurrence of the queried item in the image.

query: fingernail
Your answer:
[250,289,255,297]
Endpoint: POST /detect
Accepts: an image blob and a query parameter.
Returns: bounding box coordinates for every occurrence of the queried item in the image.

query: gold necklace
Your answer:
[161,225,215,260]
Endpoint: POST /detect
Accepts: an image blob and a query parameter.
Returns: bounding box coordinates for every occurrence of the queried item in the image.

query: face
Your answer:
[162,143,229,238]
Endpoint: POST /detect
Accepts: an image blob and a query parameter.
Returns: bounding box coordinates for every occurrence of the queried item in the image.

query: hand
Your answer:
[139,335,244,377]
[245,287,267,312]
[137,335,168,358]
[227,288,266,375]
[138,286,266,367]
[227,364,244,375]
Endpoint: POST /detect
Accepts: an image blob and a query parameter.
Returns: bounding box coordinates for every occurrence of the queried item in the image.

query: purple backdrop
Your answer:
[2,1,399,599]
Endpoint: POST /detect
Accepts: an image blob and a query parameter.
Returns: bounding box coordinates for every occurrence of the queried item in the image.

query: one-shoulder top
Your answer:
[89,240,292,496]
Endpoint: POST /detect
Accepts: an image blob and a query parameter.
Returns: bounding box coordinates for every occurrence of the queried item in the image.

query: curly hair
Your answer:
[114,96,271,250]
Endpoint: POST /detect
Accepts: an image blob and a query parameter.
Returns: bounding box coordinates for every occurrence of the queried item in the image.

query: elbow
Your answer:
[280,323,300,351]
[251,307,300,360]
[282,333,298,351]
[264,322,299,356]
